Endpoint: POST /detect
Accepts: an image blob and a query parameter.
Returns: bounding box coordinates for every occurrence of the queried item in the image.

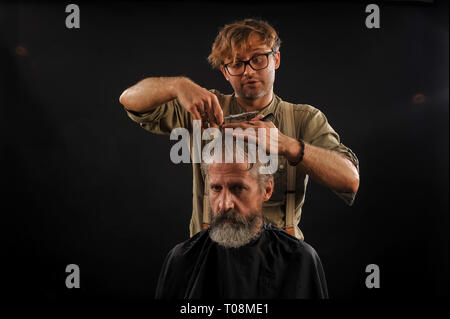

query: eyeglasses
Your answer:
[223,51,276,76]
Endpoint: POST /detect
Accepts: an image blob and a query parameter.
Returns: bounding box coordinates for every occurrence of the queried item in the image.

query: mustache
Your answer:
[212,209,247,225]
[242,77,260,83]
[211,209,261,228]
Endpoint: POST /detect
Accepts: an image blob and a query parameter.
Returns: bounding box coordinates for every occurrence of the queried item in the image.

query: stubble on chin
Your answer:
[242,88,267,99]
[238,80,273,100]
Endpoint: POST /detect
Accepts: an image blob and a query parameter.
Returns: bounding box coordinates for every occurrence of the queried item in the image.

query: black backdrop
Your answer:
[1,0,448,301]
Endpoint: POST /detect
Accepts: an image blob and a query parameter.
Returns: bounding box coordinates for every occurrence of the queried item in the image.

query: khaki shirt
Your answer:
[125,90,359,240]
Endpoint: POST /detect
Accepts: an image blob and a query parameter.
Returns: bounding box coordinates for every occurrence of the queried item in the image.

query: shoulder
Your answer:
[263,223,320,260]
[167,229,210,260]
[274,95,323,117]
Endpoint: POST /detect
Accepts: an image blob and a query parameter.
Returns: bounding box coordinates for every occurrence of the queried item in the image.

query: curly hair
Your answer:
[207,18,281,69]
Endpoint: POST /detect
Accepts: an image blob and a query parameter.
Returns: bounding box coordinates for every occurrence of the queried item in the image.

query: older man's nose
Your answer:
[218,190,234,211]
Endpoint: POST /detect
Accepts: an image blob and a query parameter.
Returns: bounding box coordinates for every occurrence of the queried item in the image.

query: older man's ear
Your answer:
[262,178,274,202]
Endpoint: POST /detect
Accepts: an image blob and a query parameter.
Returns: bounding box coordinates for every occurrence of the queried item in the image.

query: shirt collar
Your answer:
[231,93,278,118]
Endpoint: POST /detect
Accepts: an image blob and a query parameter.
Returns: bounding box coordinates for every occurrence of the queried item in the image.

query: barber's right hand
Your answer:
[176,79,224,128]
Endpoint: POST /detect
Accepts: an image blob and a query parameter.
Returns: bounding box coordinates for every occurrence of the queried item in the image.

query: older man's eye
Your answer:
[231,185,244,193]
[211,185,222,192]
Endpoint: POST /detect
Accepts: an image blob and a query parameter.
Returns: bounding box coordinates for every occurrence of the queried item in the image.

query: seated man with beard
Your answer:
[155,141,328,299]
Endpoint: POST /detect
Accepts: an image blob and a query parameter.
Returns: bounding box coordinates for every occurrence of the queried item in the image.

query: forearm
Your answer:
[283,138,359,193]
[119,76,188,113]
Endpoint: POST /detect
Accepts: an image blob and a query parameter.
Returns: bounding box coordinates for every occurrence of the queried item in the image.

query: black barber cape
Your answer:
[155,223,328,299]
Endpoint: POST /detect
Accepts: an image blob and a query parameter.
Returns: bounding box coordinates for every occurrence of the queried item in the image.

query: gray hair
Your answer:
[201,139,273,191]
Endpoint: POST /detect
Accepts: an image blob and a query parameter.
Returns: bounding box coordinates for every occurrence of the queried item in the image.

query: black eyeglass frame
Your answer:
[222,50,277,76]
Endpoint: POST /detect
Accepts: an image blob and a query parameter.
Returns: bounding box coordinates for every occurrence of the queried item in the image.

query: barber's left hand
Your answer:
[221,114,290,156]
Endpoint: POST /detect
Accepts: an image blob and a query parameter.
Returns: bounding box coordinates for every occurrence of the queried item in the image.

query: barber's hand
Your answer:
[222,114,289,156]
[176,79,224,128]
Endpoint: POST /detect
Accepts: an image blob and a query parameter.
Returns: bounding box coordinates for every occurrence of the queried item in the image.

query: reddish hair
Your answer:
[207,18,281,69]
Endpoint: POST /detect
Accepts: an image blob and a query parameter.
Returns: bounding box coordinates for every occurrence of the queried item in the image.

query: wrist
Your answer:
[281,136,298,160]
[171,76,190,97]
[286,139,305,166]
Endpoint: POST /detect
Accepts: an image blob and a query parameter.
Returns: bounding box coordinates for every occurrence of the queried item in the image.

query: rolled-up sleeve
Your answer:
[124,98,192,134]
[300,106,360,205]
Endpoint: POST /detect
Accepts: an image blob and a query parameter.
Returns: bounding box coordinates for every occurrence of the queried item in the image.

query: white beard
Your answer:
[209,209,262,248]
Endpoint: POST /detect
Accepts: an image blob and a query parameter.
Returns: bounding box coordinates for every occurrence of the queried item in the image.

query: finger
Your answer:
[233,132,258,145]
[200,98,210,128]
[211,94,224,125]
[250,114,264,121]
[189,105,202,121]
[233,132,275,155]
[232,129,258,139]
[201,114,209,129]
[204,97,216,127]
[222,122,256,129]
[195,100,205,115]
[195,102,209,128]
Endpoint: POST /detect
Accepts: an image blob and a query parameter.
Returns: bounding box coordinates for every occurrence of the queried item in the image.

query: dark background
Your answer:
[1,0,448,301]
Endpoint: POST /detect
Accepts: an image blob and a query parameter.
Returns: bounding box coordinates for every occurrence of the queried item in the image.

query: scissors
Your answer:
[222,111,275,125]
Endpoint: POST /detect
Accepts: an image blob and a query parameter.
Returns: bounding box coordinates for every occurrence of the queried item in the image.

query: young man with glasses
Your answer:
[119,18,360,240]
